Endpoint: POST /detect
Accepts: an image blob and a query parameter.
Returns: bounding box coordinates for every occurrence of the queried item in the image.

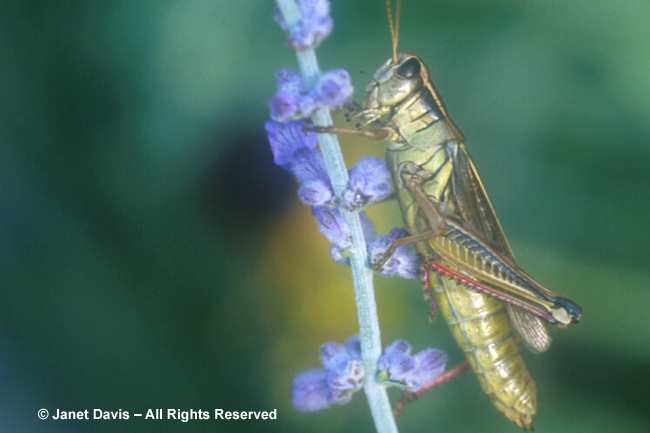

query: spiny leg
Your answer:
[372,229,440,272]
[373,165,451,272]
[403,178,448,233]
[420,262,439,323]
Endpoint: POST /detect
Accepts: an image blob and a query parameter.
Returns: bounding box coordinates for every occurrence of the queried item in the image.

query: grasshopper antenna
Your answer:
[386,0,402,63]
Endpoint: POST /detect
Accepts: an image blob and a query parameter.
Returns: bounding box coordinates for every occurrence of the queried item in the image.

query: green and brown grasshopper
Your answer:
[310,1,581,428]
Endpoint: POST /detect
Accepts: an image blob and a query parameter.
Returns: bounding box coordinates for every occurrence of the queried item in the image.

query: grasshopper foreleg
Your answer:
[304,125,394,141]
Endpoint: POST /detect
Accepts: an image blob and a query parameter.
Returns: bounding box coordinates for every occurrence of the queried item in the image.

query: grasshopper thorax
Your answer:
[363,52,427,112]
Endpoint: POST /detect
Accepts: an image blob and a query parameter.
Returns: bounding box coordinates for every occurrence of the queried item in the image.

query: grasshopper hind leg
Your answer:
[420,261,439,323]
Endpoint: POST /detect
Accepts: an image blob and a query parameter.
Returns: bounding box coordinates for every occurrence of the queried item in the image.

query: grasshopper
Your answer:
[310,0,581,429]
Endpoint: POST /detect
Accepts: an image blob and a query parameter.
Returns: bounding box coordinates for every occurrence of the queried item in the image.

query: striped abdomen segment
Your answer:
[427,266,537,430]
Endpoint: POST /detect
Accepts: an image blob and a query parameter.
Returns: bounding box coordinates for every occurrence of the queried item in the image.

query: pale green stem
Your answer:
[274,2,399,433]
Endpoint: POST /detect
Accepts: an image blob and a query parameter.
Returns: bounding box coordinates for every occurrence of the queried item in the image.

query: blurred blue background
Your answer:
[1,0,649,432]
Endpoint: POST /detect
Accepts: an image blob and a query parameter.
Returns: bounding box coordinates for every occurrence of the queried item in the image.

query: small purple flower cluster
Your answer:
[274,0,333,51]
[367,228,421,279]
[267,0,418,278]
[266,120,416,278]
[377,340,448,392]
[269,68,353,122]
[266,120,333,206]
[292,336,363,413]
[272,1,351,121]
[313,206,374,265]
[292,336,447,412]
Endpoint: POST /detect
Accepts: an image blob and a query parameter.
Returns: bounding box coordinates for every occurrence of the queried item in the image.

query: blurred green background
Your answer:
[1,0,649,432]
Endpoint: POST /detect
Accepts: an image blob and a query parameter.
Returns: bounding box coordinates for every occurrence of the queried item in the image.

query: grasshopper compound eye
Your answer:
[396,57,420,79]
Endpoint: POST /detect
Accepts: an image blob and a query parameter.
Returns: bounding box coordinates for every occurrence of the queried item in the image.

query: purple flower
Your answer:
[292,336,446,413]
[320,337,364,398]
[327,359,364,390]
[270,69,310,121]
[342,157,392,210]
[313,208,376,258]
[270,92,300,122]
[321,342,351,370]
[274,0,333,51]
[313,207,351,248]
[292,336,364,413]
[320,336,362,370]
[298,95,318,116]
[377,340,415,379]
[270,5,352,118]
[287,17,333,51]
[292,369,331,413]
[291,147,328,184]
[265,121,335,206]
[326,358,364,405]
[395,251,420,279]
[299,179,334,207]
[276,68,304,94]
[270,69,352,120]
[269,68,352,120]
[328,388,354,405]
[404,348,448,391]
[377,341,447,392]
[265,120,317,170]
[312,70,353,107]
[368,228,420,279]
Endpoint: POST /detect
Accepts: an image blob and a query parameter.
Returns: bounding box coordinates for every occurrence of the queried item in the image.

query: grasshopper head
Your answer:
[363,52,427,112]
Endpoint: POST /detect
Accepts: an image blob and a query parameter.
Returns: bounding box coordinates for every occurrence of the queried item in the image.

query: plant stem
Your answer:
[274,2,398,433]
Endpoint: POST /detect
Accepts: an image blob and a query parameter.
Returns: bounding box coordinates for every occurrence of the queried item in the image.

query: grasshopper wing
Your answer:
[448,142,552,353]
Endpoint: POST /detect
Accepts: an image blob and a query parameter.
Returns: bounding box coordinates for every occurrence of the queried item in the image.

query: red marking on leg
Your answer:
[419,265,438,323]
[428,295,438,323]
[420,263,431,290]
[428,262,482,289]
[393,361,471,418]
